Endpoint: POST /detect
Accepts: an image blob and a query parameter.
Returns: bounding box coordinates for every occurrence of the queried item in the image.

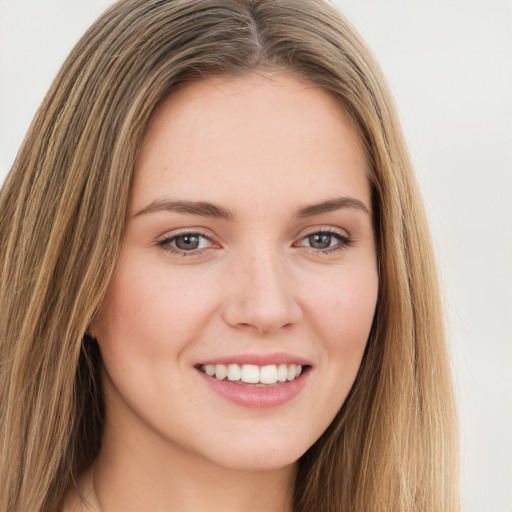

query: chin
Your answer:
[206,450,301,473]
[191,428,313,473]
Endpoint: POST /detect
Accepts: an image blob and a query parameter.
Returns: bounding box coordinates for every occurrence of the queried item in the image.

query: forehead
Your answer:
[132,71,370,214]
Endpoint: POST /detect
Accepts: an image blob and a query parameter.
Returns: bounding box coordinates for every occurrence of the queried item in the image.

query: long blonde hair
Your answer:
[0,1,459,510]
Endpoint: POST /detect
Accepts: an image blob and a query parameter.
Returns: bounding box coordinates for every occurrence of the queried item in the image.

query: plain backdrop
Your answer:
[0,1,511,511]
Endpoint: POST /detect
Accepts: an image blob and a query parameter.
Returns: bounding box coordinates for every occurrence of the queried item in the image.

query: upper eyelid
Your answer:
[157,225,350,240]
[156,229,219,252]
[294,234,352,259]
[156,225,351,246]
[158,227,216,241]
[296,230,350,244]
[293,225,350,240]
[299,229,349,239]
[156,231,218,258]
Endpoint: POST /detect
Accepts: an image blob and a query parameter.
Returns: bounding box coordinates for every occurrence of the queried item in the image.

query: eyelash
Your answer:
[295,228,352,255]
[156,228,352,257]
[157,230,217,257]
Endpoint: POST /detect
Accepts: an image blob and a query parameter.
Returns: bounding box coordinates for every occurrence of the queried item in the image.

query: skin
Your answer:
[63,71,378,512]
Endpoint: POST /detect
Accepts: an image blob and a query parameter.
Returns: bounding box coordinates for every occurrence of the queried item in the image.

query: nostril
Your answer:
[222,295,302,334]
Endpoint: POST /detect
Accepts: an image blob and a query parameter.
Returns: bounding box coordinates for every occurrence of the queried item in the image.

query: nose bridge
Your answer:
[222,243,301,333]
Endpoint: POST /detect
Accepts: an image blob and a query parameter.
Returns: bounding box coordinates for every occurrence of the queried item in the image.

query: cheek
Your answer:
[289,263,378,445]
[308,264,378,344]
[92,256,223,365]
[303,262,378,393]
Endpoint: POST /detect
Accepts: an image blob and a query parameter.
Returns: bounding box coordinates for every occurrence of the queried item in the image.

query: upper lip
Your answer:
[197,352,312,367]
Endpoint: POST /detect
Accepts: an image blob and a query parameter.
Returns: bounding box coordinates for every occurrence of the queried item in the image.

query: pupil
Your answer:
[309,233,331,249]
[176,235,200,250]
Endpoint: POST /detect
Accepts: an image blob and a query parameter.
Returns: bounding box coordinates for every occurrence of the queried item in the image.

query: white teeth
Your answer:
[227,364,241,381]
[260,365,278,384]
[277,364,288,382]
[203,363,304,384]
[215,364,227,380]
[241,364,260,384]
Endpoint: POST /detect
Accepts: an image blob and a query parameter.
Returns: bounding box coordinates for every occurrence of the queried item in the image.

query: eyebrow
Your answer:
[134,196,369,220]
[134,199,234,219]
[296,197,370,217]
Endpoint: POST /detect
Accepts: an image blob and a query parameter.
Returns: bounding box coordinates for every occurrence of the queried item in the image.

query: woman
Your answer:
[0,0,459,511]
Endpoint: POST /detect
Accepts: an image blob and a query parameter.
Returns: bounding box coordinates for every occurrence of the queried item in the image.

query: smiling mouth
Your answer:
[196,363,308,386]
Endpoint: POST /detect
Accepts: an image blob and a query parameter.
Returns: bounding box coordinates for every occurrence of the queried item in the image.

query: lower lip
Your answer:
[197,369,309,408]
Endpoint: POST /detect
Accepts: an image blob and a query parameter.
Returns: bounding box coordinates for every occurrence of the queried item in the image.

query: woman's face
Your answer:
[93,72,378,472]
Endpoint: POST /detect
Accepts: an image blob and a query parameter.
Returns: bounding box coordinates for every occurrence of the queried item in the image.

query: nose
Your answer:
[221,250,302,335]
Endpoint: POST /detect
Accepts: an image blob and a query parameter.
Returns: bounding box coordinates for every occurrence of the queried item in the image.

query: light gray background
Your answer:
[0,1,511,511]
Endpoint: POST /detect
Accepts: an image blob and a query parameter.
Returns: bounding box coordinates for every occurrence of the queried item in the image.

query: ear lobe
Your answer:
[84,330,96,341]
[85,320,98,341]
[86,309,104,341]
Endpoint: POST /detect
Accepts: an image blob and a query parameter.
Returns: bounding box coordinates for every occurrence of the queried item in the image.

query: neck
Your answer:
[94,450,295,512]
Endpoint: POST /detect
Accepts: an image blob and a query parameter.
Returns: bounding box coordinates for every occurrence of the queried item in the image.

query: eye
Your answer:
[306,233,336,250]
[157,231,216,255]
[295,228,352,253]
